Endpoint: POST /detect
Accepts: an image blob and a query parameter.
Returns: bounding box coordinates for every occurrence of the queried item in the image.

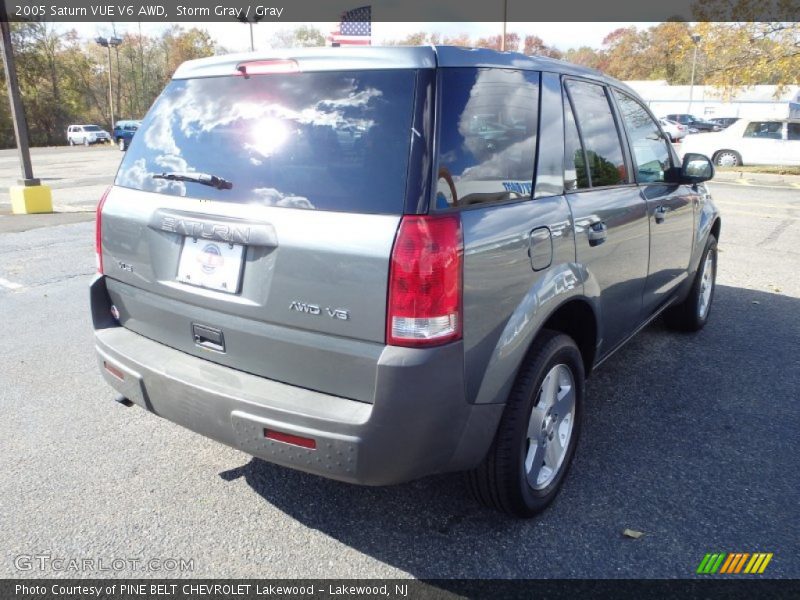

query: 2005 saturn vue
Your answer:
[91,46,720,517]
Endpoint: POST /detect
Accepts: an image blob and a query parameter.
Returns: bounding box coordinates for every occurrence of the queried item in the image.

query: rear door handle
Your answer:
[654,205,668,224]
[587,221,607,247]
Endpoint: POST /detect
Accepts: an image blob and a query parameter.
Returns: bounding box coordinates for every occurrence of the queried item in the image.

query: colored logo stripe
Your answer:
[697,552,773,574]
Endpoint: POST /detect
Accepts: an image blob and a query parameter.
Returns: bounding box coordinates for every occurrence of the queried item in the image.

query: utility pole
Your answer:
[1,11,52,213]
[688,33,702,114]
[96,36,123,133]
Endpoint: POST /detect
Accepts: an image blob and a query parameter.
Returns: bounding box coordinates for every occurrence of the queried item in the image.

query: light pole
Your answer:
[95,36,122,133]
[237,12,262,51]
[1,11,52,213]
[688,33,702,114]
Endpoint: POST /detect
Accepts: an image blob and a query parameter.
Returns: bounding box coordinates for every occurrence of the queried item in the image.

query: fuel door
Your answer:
[528,226,553,271]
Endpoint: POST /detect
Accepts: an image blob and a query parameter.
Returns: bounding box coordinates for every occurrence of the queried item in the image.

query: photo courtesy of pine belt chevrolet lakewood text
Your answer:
[91,46,720,517]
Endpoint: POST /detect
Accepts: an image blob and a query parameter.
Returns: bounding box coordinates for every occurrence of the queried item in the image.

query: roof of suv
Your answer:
[173,45,621,88]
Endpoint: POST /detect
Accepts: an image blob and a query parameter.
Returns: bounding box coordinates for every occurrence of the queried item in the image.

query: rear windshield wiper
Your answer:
[153,171,233,190]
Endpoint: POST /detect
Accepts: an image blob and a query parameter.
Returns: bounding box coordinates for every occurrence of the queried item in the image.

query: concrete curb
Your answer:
[712,170,800,187]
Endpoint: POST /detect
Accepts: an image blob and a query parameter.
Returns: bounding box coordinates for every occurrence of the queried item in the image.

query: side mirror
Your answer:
[680,152,714,184]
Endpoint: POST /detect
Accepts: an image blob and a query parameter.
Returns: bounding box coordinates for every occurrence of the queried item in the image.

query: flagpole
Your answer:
[501,0,507,51]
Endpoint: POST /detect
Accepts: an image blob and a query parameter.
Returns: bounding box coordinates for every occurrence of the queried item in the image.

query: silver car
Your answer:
[91,47,720,517]
[67,124,111,146]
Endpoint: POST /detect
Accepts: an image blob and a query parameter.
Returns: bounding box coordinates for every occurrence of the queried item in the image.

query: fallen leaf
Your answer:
[623,528,645,539]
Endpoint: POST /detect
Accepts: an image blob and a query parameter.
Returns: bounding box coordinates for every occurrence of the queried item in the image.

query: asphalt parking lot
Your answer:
[1,146,798,579]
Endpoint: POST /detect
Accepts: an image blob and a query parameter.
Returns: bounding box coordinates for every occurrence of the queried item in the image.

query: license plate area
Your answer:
[176,237,245,294]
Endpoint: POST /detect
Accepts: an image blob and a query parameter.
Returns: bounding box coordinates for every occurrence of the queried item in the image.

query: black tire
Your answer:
[665,235,717,332]
[468,329,584,518]
[83,137,89,146]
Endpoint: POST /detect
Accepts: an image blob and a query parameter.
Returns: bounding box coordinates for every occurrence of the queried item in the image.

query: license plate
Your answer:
[176,238,244,294]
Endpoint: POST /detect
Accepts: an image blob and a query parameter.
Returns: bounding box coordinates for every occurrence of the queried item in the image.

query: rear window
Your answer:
[116,70,417,214]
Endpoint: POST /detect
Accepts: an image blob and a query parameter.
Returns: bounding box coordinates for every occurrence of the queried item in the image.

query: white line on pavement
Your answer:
[0,277,23,290]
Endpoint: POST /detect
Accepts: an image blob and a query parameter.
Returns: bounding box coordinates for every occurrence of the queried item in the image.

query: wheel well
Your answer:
[540,299,597,376]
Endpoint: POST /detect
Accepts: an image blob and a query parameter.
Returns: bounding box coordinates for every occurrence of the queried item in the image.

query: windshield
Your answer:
[116,70,417,214]
[84,125,103,132]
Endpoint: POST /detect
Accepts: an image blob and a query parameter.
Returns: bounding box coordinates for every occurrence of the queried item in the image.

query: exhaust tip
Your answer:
[114,394,133,407]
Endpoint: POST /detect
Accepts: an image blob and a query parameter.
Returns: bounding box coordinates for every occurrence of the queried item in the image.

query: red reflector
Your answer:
[95,186,111,274]
[387,214,463,347]
[236,59,299,76]
[103,361,125,381]
[264,429,317,449]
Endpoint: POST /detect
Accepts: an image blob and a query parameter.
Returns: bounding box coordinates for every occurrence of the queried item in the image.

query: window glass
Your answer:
[563,94,588,190]
[436,68,539,208]
[614,91,672,183]
[743,121,782,139]
[786,123,800,140]
[116,70,416,214]
[566,80,628,186]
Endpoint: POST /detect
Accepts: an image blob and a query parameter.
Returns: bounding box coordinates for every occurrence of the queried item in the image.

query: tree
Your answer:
[692,21,800,91]
[522,35,562,59]
[269,25,326,49]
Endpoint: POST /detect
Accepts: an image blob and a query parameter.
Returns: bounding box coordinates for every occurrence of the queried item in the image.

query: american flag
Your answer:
[330,5,371,46]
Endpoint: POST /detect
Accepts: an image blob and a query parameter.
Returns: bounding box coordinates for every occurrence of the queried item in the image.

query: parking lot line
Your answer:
[0,277,23,290]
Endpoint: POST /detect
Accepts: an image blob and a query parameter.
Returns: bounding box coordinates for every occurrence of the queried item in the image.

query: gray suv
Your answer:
[91,47,720,517]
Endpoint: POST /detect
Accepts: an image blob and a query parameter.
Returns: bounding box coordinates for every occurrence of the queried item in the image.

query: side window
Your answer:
[565,80,628,187]
[786,123,799,140]
[563,94,589,190]
[743,121,782,139]
[614,91,672,183]
[436,68,539,208]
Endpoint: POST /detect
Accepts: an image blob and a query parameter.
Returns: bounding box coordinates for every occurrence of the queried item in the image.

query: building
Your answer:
[624,80,800,120]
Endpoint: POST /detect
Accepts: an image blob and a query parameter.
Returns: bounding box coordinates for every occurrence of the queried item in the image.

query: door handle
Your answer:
[587,221,607,247]
[654,205,668,224]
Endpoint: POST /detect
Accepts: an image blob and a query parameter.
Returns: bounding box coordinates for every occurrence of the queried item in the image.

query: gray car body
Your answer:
[92,46,720,485]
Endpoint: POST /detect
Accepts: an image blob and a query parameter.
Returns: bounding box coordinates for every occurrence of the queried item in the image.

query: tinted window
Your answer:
[116,70,416,214]
[743,121,782,139]
[436,68,539,208]
[563,94,589,190]
[614,91,672,183]
[566,80,627,187]
[788,123,800,141]
[84,125,102,132]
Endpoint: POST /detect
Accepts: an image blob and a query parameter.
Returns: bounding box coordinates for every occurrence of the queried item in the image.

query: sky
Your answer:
[64,21,659,53]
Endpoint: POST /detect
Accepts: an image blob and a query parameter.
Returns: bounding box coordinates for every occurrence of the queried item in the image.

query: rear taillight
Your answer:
[387,214,463,347]
[95,186,110,274]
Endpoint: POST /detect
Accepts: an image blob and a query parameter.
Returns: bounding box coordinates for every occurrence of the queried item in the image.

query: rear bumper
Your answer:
[92,282,502,485]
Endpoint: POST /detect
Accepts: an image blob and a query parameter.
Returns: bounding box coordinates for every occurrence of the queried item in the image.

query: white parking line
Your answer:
[0,277,23,290]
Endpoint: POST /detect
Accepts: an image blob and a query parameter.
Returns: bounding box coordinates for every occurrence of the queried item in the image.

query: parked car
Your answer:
[67,124,111,146]
[113,120,141,151]
[664,114,721,132]
[659,118,688,142]
[708,117,740,130]
[92,47,720,517]
[681,118,800,166]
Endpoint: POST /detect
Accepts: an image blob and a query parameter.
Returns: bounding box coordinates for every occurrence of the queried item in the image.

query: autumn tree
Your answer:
[269,25,326,49]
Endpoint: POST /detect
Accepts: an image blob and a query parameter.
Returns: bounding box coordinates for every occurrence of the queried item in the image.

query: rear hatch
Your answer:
[100,62,423,402]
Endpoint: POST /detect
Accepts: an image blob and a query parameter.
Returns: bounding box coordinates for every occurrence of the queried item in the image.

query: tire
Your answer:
[118,138,126,151]
[714,150,741,167]
[468,329,584,518]
[665,234,717,332]
[68,138,74,146]
[83,137,90,147]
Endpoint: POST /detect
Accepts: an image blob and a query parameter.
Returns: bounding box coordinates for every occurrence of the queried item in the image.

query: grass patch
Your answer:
[716,165,800,176]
